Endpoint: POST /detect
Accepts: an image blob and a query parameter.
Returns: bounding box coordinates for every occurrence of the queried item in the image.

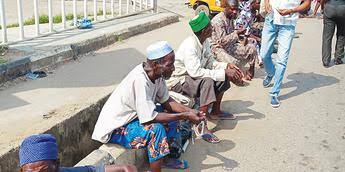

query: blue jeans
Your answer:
[260,13,296,97]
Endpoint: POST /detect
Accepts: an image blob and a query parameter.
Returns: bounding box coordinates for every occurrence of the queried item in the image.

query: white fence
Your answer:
[0,0,157,45]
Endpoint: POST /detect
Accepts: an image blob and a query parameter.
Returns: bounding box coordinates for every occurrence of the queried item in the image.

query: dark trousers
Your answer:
[171,76,230,107]
[322,3,345,65]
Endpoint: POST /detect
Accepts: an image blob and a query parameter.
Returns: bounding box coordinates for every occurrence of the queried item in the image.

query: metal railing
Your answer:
[0,0,157,45]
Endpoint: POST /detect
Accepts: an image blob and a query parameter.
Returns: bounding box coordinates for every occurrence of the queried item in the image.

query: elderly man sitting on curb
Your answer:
[166,12,244,144]
[19,134,137,172]
[92,41,206,171]
[210,0,259,82]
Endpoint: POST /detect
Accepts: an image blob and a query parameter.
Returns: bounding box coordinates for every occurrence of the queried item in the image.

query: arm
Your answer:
[320,0,327,11]
[162,97,192,113]
[291,0,311,13]
[183,47,225,81]
[212,20,239,47]
[277,0,311,16]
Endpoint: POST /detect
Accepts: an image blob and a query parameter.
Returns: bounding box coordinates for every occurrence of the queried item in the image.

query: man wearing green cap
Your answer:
[210,0,259,81]
[166,11,244,144]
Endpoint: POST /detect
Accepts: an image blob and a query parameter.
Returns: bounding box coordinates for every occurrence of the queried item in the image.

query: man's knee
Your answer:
[149,123,166,135]
[201,77,215,88]
[246,44,258,56]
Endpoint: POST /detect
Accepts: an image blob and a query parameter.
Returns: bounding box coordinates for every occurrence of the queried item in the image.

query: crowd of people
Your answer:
[18,0,344,171]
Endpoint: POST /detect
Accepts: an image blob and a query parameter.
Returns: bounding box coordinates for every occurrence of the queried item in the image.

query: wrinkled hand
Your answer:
[277,9,293,16]
[184,111,204,124]
[227,63,240,70]
[234,28,246,36]
[225,68,244,83]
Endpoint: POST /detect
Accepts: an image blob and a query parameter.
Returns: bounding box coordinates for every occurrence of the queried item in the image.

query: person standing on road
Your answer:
[260,0,311,107]
[321,0,345,67]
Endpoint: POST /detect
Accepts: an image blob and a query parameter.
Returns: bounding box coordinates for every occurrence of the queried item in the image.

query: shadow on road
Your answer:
[211,100,265,131]
[181,139,238,171]
[280,72,340,100]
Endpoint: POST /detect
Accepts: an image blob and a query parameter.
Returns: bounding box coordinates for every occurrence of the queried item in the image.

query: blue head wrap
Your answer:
[19,134,58,166]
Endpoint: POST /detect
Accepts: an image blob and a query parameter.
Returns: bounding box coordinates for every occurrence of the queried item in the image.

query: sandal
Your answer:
[208,112,236,120]
[201,133,221,144]
[192,121,220,144]
[162,158,189,169]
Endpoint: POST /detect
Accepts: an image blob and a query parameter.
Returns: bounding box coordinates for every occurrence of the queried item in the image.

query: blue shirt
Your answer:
[60,165,104,172]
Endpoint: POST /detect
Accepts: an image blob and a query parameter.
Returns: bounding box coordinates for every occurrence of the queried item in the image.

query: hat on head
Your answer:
[19,134,58,166]
[189,12,210,33]
[146,41,173,60]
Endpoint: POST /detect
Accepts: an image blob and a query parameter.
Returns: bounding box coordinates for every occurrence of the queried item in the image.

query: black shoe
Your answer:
[334,58,343,65]
[323,62,330,68]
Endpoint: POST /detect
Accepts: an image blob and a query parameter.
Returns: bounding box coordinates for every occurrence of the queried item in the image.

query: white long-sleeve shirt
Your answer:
[166,35,228,89]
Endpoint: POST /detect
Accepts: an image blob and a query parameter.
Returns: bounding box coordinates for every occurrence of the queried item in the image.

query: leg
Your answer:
[322,8,336,66]
[150,159,163,172]
[213,47,240,64]
[210,77,232,117]
[260,13,278,78]
[109,120,169,172]
[270,25,295,98]
[228,42,257,80]
[182,76,217,109]
[334,18,345,63]
[181,76,219,142]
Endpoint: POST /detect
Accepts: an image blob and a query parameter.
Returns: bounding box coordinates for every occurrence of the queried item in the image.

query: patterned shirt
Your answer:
[210,12,239,57]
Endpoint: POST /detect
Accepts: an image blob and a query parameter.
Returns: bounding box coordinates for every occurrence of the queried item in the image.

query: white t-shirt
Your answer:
[92,64,170,143]
[270,0,301,26]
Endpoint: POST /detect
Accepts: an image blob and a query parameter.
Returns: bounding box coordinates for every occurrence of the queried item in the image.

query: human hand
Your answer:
[277,9,294,16]
[227,63,240,70]
[225,68,244,83]
[234,28,246,35]
[184,111,204,124]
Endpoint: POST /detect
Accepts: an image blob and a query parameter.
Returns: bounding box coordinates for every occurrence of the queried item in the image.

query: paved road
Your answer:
[1,1,344,171]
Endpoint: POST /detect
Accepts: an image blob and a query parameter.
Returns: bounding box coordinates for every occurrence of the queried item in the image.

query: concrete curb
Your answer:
[0,94,109,171]
[76,144,148,169]
[0,93,149,171]
[0,13,179,84]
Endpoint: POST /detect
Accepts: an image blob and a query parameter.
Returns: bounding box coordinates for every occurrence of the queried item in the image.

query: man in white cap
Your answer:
[92,41,205,171]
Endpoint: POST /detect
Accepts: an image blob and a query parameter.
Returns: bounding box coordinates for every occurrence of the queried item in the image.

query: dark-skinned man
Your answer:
[92,41,205,171]
[210,0,259,82]
[19,134,137,172]
[166,12,244,144]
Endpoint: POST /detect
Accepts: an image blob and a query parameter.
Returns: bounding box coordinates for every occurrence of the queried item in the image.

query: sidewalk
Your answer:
[1,13,345,172]
[0,10,180,171]
[0,11,178,83]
